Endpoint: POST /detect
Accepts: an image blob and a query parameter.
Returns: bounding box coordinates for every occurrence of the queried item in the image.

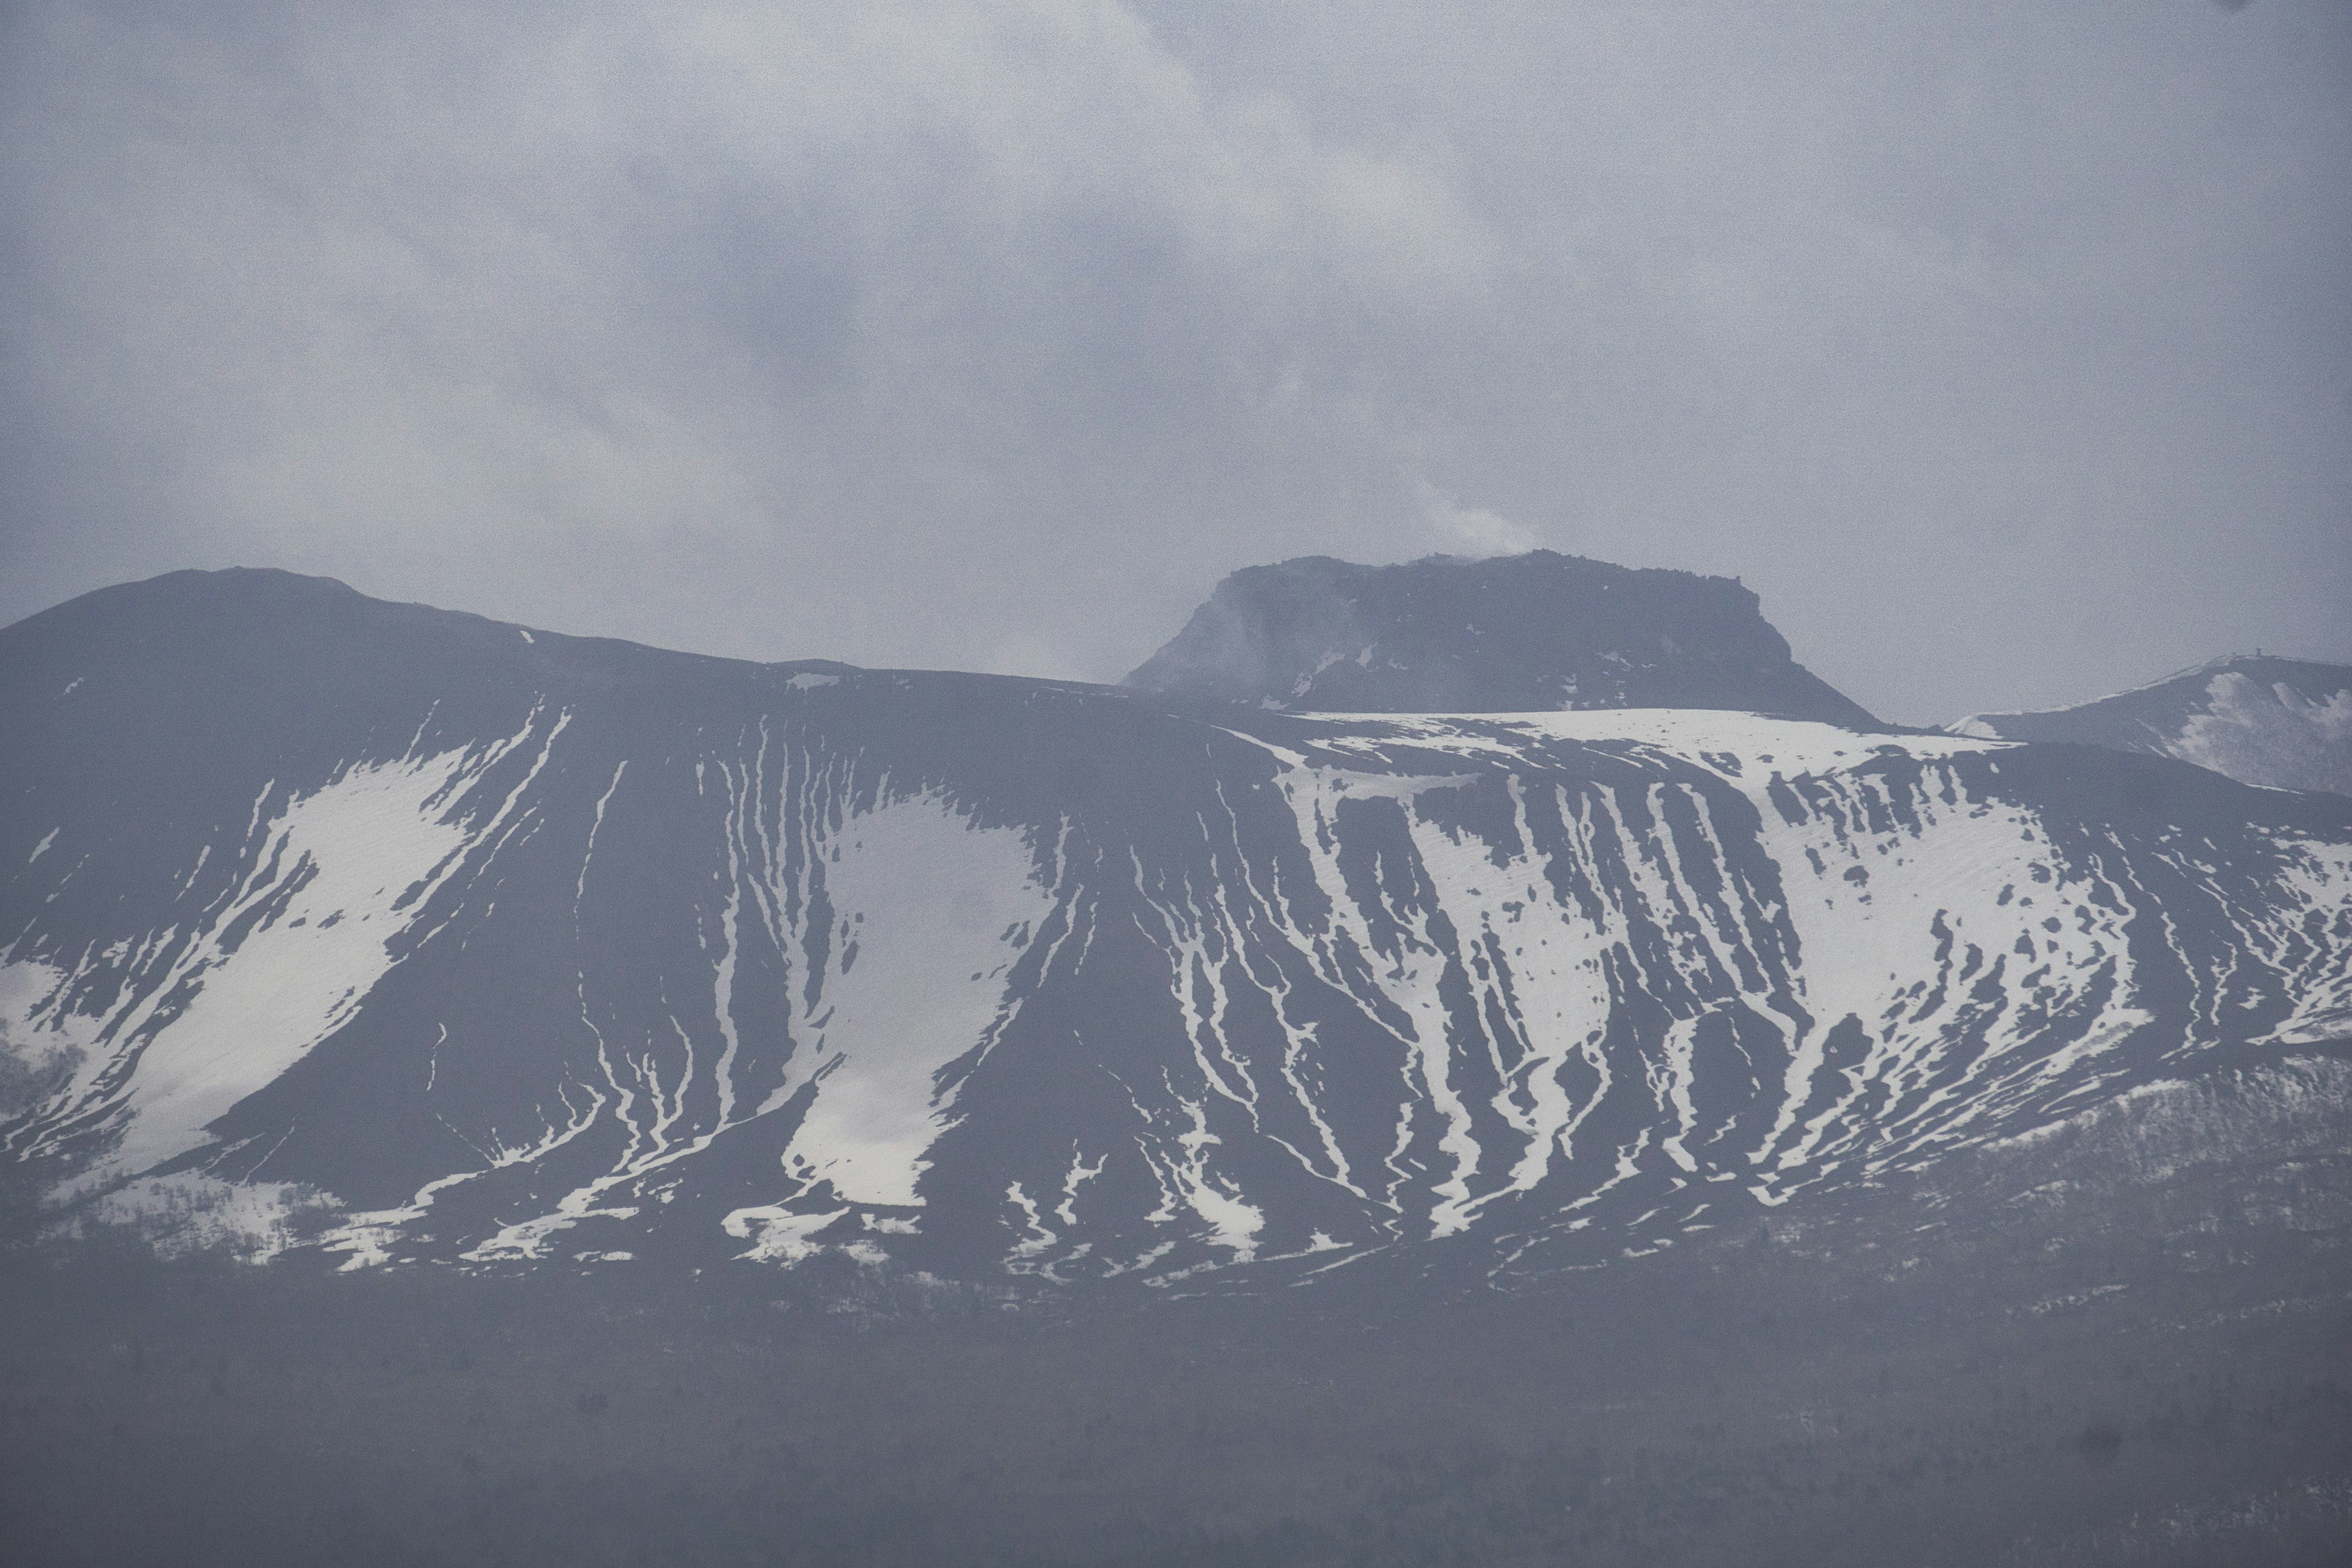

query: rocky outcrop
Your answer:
[1124,551,1877,725]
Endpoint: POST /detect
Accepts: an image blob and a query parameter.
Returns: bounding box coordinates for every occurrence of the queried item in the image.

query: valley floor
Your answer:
[4,1140,2350,1568]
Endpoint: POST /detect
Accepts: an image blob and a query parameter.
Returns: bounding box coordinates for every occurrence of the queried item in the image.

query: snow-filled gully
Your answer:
[1094,712,2352,1275]
[460,721,1063,1264]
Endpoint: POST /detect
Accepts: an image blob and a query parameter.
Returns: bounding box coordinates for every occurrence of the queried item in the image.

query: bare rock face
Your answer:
[1951,655,2352,798]
[1123,551,1879,726]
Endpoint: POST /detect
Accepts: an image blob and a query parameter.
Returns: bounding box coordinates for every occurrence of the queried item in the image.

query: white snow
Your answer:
[1121,704,2352,1251]
[766,792,1056,1207]
[723,1204,847,1263]
[22,688,2350,1275]
[1280,707,2005,777]
[453,731,1065,1262]
[325,1163,490,1270]
[2172,673,2352,796]
[86,1172,332,1262]
[1952,665,2352,797]
[10,709,567,1184]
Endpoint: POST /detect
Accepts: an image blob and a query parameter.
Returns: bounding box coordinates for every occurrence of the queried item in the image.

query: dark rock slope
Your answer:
[1123,551,1877,724]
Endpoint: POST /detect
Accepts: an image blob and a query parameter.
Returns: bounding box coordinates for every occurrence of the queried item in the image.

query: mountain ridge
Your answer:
[1951,652,2352,798]
[4,567,2350,1287]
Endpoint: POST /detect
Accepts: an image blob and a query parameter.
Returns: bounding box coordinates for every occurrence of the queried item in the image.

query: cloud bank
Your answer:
[2,1,2346,721]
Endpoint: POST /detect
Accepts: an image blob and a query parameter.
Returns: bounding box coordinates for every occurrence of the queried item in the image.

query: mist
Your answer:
[4,1,2348,722]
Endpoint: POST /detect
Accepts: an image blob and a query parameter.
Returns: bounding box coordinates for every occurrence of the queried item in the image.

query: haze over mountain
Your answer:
[7,2,2348,736]
[1952,655,2352,799]
[3,562,2349,1287]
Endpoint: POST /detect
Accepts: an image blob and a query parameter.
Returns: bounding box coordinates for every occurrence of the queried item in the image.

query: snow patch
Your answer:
[766,793,1055,1207]
[725,1205,847,1264]
[10,710,566,1185]
[2171,672,2352,796]
[86,1172,334,1262]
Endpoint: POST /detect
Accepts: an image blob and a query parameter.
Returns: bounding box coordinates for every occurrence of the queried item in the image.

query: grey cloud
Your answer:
[2,0,2346,723]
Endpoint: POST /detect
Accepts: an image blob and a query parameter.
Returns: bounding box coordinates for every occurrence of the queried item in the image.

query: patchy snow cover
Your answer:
[450,738,1061,1265]
[766,791,1056,1207]
[5,709,565,1183]
[2173,673,2352,796]
[1276,706,2002,775]
[724,1204,848,1264]
[11,654,2349,1284]
[1952,657,2352,797]
[1082,707,2352,1268]
[0,956,106,1114]
[86,1172,335,1262]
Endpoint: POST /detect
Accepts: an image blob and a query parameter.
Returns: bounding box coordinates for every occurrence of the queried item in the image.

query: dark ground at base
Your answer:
[2,1171,2348,1568]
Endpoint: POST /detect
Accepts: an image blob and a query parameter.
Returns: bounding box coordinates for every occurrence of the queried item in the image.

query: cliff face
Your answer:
[1123,552,1878,726]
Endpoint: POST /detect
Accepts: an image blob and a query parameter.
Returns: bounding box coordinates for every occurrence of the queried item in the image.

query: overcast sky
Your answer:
[2,1,2346,724]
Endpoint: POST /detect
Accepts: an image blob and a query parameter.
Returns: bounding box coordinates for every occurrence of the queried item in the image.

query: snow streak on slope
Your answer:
[1741,750,2151,1177]
[2,709,565,1184]
[10,669,2350,1286]
[1070,710,2352,1276]
[454,722,1064,1264]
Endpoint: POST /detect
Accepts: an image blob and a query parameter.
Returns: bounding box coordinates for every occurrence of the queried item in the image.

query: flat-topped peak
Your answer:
[1123,551,1875,726]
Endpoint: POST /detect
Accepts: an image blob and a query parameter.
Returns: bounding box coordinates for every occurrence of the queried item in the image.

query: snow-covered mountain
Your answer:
[5,568,2349,1284]
[1125,552,1878,725]
[1952,655,2352,798]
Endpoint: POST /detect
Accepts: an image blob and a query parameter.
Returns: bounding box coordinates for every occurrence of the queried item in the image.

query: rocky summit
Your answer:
[1123,551,1879,725]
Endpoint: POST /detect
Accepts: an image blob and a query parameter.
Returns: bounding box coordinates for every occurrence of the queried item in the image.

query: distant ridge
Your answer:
[1123,551,1877,726]
[1950,654,2352,797]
